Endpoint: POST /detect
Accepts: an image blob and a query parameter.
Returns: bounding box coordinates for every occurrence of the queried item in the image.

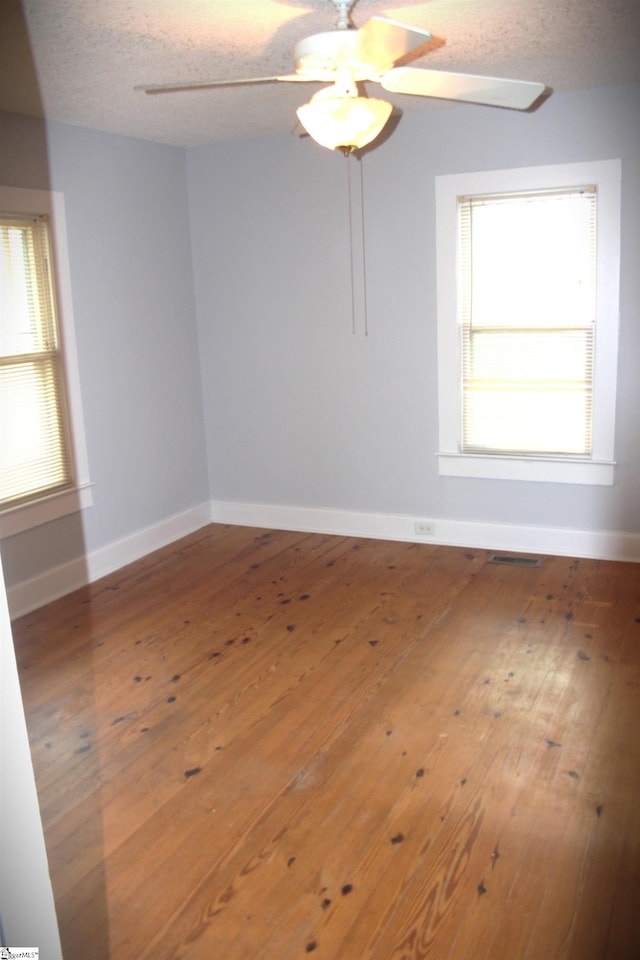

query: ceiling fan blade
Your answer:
[353,16,432,72]
[381,67,546,110]
[136,75,314,94]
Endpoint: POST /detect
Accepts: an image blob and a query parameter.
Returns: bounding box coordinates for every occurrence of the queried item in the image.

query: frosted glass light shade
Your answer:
[297,88,393,153]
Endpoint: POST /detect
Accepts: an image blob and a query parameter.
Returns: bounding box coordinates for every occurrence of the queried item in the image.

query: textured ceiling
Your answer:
[1,0,639,147]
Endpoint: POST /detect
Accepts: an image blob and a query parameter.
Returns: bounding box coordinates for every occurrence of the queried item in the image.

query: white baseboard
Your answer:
[210,499,640,564]
[8,498,639,619]
[7,502,212,619]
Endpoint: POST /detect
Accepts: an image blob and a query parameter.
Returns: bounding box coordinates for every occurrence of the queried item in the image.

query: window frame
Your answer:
[435,159,621,486]
[0,186,92,537]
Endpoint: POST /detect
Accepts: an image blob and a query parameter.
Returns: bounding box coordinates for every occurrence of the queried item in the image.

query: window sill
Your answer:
[0,482,94,538]
[437,453,615,486]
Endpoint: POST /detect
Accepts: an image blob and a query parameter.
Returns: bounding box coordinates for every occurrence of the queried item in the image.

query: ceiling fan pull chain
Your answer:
[346,153,369,337]
[359,155,369,338]
[347,153,356,335]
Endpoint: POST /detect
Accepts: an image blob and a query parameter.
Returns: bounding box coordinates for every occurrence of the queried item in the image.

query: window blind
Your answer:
[0,213,72,506]
[458,186,597,456]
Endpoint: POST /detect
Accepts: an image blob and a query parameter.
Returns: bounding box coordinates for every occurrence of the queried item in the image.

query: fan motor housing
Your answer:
[294,31,379,81]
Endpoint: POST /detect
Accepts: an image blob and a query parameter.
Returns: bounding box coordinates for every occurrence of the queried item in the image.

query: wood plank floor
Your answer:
[11,524,640,960]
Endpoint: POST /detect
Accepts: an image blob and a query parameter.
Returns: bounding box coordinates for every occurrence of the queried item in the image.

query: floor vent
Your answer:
[488,554,541,567]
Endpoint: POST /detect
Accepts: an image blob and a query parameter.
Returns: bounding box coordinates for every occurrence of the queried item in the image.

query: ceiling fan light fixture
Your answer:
[297,86,392,154]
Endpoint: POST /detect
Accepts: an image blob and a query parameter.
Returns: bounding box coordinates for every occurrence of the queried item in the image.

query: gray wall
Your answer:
[188,83,640,535]
[0,113,209,589]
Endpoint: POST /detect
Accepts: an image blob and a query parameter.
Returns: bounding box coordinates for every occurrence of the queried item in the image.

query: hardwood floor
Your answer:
[12,524,640,959]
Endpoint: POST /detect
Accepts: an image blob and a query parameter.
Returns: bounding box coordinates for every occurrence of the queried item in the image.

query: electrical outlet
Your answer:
[414,520,435,536]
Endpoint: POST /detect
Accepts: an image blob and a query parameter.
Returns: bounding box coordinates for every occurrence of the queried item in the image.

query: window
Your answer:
[0,187,91,536]
[435,160,621,485]
[1,213,71,503]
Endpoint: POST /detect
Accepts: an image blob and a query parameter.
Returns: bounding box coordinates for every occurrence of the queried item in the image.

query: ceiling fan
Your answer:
[138,0,547,154]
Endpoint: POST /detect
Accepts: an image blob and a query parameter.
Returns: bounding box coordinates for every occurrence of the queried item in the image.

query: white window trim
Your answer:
[435,159,621,485]
[0,186,93,537]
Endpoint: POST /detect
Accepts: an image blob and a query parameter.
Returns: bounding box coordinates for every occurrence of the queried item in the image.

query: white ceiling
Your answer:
[1,0,639,147]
